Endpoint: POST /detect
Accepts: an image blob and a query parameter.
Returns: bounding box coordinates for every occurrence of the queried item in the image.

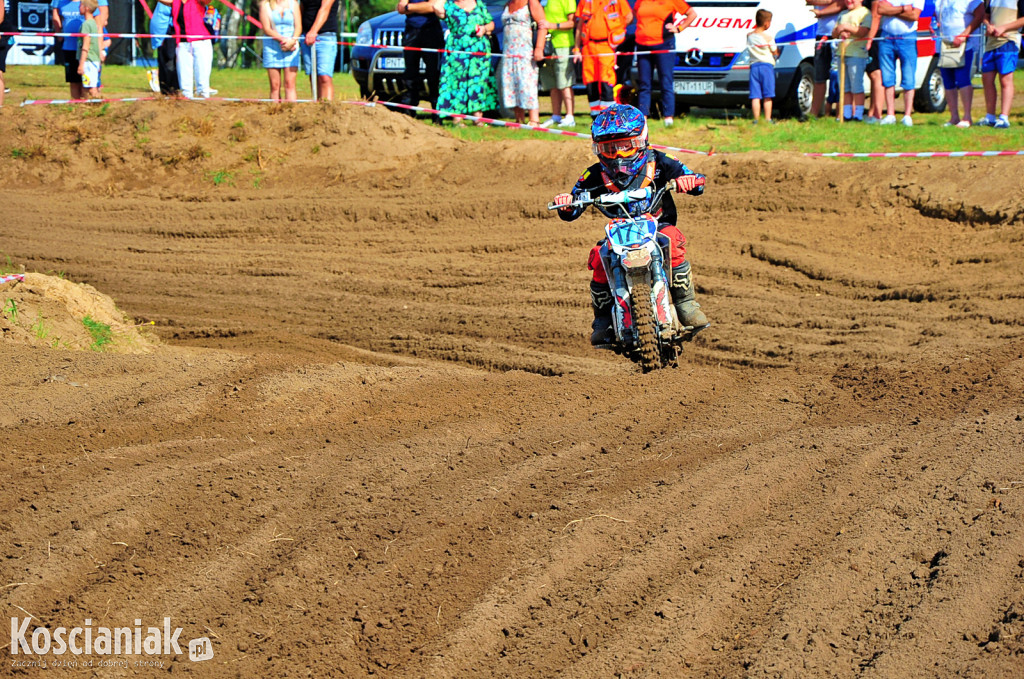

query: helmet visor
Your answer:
[593,136,645,159]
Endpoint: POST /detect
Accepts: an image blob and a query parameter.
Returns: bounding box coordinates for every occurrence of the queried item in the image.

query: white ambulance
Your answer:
[660,0,945,117]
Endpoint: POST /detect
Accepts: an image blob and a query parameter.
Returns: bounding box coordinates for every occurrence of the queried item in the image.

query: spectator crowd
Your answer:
[388,0,1024,128]
[0,0,1020,126]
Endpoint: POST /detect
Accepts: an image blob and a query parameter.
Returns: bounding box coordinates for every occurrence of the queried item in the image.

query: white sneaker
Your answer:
[901,115,913,127]
[880,115,896,125]
[557,116,576,128]
[540,116,561,128]
[663,117,674,128]
[208,89,218,96]
[955,120,971,128]
[864,116,880,125]
[147,69,159,94]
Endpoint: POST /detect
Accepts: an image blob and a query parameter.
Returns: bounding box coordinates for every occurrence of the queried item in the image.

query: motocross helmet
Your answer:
[591,104,651,184]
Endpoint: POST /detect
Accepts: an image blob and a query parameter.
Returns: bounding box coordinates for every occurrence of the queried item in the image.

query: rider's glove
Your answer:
[553,193,574,212]
[673,175,702,194]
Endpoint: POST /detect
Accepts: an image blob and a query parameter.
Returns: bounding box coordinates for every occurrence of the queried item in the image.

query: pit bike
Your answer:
[548,179,709,372]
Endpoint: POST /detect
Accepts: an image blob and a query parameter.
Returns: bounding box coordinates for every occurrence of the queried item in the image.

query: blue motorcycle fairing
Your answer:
[606,217,660,252]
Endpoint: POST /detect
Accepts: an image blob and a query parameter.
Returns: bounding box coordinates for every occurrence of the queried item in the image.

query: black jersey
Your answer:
[557,149,702,226]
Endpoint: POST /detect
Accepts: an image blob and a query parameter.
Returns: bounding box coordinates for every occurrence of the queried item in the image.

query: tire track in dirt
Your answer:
[1,104,1023,677]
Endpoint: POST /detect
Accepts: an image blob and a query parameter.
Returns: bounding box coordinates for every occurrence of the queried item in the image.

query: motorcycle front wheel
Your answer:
[629,279,660,372]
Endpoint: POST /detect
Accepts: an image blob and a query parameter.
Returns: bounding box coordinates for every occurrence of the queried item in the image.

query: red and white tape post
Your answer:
[1,274,26,286]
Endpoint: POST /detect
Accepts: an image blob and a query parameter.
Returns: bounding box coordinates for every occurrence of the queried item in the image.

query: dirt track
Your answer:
[1,102,1023,677]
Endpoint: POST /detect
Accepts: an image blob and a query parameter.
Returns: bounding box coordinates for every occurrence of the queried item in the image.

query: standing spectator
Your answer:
[53,0,108,95]
[52,0,87,98]
[977,0,1024,127]
[433,0,498,123]
[397,0,444,110]
[936,0,983,126]
[746,9,779,123]
[863,0,884,122]
[833,0,871,120]
[538,0,575,127]
[575,0,633,116]
[151,0,179,94]
[500,0,546,125]
[807,0,843,118]
[77,0,102,98]
[260,0,302,101]
[91,0,108,86]
[300,0,339,101]
[1,0,12,106]
[875,0,924,125]
[172,0,215,98]
[634,0,695,127]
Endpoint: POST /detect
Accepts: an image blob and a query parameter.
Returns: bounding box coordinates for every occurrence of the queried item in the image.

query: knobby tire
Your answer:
[629,279,660,372]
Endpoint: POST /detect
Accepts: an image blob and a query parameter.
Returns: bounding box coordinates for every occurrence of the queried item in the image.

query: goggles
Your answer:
[593,136,645,159]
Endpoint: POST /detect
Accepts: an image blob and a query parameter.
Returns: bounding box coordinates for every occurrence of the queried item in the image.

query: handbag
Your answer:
[938,40,966,68]
[531,20,555,58]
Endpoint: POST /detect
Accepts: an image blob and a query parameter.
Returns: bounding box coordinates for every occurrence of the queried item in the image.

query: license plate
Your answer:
[674,80,713,95]
[380,57,405,70]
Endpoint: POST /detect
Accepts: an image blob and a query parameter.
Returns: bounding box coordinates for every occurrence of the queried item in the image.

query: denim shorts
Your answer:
[879,34,917,91]
[301,33,337,76]
[749,62,776,99]
[843,57,868,93]
[941,49,974,89]
[264,38,301,69]
[982,41,1019,75]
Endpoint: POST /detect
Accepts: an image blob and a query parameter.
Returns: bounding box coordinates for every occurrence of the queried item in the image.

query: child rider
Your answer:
[552,103,709,347]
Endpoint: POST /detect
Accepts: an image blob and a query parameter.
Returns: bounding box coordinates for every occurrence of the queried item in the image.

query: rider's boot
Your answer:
[670,261,708,328]
[590,280,614,346]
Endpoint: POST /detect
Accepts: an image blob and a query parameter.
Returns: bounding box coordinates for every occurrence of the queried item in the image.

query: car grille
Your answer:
[675,52,734,69]
[376,29,403,47]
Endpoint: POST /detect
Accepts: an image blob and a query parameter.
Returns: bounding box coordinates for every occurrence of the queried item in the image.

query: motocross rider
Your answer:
[552,104,709,346]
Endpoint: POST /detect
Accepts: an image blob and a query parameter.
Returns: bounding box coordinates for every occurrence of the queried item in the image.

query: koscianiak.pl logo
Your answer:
[10,617,214,667]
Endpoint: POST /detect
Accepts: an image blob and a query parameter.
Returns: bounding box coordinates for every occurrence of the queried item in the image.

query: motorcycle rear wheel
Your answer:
[629,279,660,372]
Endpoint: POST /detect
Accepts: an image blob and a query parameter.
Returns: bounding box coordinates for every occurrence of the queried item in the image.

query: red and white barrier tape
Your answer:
[1,274,26,286]
[0,30,943,61]
[21,96,159,105]
[20,96,315,105]
[807,149,1024,158]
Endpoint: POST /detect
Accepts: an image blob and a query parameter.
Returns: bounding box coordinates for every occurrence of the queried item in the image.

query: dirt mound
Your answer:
[0,101,459,191]
[1,104,1023,677]
[0,272,156,352]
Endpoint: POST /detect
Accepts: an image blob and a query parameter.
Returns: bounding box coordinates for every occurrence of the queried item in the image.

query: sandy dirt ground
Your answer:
[0,102,1023,677]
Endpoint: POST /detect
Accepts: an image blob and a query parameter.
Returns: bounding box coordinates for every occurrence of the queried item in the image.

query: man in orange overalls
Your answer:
[574,0,633,116]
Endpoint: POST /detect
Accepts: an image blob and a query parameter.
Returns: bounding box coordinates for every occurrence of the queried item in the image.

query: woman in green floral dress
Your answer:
[433,0,499,121]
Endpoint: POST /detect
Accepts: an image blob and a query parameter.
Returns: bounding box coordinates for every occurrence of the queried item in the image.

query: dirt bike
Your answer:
[548,179,708,372]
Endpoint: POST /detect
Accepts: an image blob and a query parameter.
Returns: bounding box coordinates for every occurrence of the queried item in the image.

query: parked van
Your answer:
[651,0,945,117]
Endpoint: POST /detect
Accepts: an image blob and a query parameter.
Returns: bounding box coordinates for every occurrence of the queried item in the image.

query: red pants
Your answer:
[588,224,687,284]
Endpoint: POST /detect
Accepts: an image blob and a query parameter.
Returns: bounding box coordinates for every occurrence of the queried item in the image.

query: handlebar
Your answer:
[547,175,705,211]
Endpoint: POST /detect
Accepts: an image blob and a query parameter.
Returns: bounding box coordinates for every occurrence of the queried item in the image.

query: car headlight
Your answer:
[356,22,373,46]
[732,50,750,67]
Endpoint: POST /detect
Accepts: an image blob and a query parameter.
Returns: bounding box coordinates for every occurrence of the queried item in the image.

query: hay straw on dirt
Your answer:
[12,604,38,621]
[562,514,630,532]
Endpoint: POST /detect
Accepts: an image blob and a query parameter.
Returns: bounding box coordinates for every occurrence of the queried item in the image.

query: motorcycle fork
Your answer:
[602,245,673,345]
